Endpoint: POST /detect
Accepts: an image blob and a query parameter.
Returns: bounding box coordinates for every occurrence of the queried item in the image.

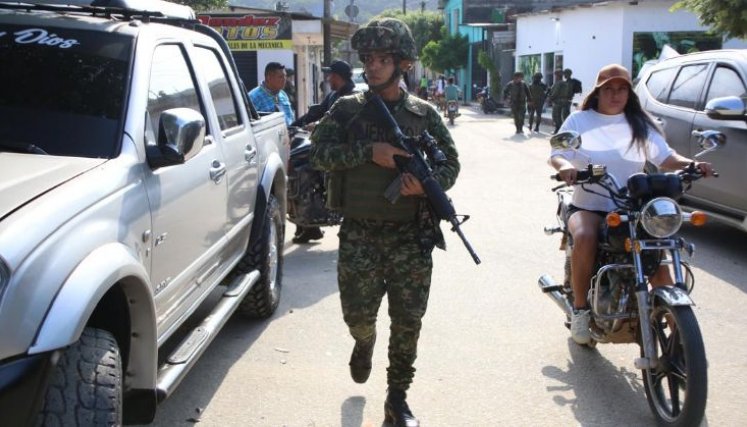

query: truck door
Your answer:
[142,44,228,329]
[190,46,259,252]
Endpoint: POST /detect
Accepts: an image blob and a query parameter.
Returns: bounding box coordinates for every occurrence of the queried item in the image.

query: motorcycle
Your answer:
[446,100,459,126]
[286,126,342,228]
[538,130,724,426]
[476,85,497,114]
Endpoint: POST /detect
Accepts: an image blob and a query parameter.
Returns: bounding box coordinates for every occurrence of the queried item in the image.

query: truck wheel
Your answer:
[37,328,122,426]
[236,194,283,318]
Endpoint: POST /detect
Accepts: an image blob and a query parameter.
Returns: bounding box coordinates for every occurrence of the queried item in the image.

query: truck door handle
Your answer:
[210,160,226,183]
[245,145,258,163]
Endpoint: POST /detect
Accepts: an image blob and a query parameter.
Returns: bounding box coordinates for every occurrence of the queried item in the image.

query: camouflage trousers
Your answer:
[552,101,571,130]
[527,102,543,130]
[511,104,527,132]
[337,218,433,391]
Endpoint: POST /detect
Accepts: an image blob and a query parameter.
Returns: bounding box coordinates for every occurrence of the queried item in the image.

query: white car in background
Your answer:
[352,67,368,92]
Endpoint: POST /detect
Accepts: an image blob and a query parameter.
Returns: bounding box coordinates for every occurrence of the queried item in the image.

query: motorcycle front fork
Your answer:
[629,223,689,370]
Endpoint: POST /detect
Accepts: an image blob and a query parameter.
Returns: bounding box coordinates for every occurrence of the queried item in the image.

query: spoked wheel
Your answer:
[641,303,707,427]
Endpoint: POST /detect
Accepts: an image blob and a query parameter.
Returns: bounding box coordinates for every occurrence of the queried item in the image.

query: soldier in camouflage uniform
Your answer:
[527,72,547,132]
[309,18,460,427]
[549,68,572,133]
[503,71,531,134]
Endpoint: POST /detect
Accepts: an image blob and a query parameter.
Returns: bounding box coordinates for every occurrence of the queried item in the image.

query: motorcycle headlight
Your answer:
[640,197,683,238]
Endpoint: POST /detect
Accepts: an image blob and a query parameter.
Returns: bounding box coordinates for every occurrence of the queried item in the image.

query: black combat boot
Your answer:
[384,388,419,427]
[349,332,376,383]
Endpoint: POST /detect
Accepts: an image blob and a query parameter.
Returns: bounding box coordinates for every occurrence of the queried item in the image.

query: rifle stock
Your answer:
[367,93,481,265]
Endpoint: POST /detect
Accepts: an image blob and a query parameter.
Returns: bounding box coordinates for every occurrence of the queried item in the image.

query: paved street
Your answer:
[146,105,747,426]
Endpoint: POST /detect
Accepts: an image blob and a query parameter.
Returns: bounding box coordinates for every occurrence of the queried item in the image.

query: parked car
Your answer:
[635,49,747,231]
[352,67,368,92]
[0,0,289,424]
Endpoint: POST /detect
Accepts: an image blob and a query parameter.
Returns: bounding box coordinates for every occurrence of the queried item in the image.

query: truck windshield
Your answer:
[0,24,132,158]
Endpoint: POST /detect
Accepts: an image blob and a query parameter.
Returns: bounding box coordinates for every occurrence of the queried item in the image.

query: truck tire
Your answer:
[37,327,122,426]
[235,194,283,318]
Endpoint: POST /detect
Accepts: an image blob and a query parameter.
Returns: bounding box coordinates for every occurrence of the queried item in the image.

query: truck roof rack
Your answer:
[0,0,196,20]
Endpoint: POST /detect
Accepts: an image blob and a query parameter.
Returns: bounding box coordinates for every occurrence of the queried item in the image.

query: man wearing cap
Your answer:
[290,60,359,244]
[549,63,714,345]
[249,62,295,126]
[503,71,531,134]
[548,68,572,133]
[309,18,459,427]
[294,60,357,130]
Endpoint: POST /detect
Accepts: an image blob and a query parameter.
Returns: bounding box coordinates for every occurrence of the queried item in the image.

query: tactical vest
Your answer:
[506,82,529,105]
[327,93,432,222]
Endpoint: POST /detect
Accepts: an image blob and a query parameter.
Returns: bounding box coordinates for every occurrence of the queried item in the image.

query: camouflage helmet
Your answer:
[351,18,418,60]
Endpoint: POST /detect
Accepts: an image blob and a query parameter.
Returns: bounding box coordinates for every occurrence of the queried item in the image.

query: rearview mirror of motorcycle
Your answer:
[704,96,745,121]
[550,131,582,151]
[691,130,726,158]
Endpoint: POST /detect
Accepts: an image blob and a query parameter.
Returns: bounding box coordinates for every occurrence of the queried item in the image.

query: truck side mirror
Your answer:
[146,108,206,169]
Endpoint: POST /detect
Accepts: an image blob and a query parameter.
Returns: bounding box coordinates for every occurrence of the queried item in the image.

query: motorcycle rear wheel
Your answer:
[641,303,707,427]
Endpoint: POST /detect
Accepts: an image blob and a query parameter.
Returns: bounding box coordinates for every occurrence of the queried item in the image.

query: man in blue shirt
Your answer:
[249,62,295,126]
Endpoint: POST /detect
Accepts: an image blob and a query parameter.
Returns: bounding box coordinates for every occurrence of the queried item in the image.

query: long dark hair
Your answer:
[580,85,663,153]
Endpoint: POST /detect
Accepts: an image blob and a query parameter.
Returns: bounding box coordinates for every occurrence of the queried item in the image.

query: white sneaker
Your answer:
[571,309,591,345]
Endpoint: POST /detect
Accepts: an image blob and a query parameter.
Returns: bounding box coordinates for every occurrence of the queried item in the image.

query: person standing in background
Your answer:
[249,62,295,126]
[548,68,572,133]
[503,71,531,134]
[527,72,547,132]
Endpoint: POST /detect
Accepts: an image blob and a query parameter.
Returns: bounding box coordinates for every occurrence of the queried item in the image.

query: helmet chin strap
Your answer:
[363,66,403,93]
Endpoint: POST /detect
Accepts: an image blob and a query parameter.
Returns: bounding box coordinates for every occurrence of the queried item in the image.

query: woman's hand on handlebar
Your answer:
[556,166,578,186]
[693,161,716,178]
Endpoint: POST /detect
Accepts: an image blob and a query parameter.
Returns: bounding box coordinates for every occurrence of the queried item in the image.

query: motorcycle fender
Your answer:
[652,285,694,307]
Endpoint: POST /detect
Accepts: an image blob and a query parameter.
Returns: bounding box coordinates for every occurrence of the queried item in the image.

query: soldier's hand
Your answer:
[400,172,424,196]
[372,142,410,169]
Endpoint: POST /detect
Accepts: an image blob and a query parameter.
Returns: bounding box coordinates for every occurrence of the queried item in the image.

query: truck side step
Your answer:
[156,270,260,402]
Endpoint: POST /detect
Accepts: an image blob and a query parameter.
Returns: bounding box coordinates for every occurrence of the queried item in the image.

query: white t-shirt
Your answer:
[436,78,445,95]
[550,109,674,212]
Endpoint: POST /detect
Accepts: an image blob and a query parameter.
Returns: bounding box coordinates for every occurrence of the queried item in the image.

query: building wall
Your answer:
[443,0,487,100]
[516,0,747,103]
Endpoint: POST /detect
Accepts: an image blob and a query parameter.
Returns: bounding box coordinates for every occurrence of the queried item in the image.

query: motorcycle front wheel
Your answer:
[641,303,707,427]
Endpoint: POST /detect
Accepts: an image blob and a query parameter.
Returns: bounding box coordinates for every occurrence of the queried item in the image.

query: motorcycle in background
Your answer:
[476,85,498,114]
[286,126,342,228]
[446,100,459,126]
[538,129,724,426]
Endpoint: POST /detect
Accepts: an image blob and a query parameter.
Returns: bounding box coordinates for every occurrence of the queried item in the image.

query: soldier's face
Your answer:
[363,52,396,86]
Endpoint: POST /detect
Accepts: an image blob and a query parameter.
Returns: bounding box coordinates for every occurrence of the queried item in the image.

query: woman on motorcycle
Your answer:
[548,63,714,345]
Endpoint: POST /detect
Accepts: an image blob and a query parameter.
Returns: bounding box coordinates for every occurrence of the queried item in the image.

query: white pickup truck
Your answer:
[0,0,289,424]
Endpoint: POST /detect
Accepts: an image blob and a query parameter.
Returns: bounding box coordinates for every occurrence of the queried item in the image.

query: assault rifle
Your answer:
[368,93,481,265]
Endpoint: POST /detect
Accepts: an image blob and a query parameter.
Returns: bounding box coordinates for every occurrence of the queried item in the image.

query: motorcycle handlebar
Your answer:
[550,169,592,183]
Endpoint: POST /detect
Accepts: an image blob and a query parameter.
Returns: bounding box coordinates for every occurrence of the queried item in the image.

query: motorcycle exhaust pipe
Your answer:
[538,274,573,318]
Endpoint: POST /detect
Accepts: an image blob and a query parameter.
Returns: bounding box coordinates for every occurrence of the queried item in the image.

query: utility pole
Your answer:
[402,0,406,14]
[323,0,331,66]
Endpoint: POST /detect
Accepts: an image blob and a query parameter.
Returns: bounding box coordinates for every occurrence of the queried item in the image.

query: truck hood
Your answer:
[0,153,107,220]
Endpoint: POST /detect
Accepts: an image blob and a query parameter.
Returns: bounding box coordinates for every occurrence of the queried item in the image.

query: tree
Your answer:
[373,9,444,55]
[672,0,747,39]
[419,27,469,74]
[477,50,501,98]
[172,0,228,12]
